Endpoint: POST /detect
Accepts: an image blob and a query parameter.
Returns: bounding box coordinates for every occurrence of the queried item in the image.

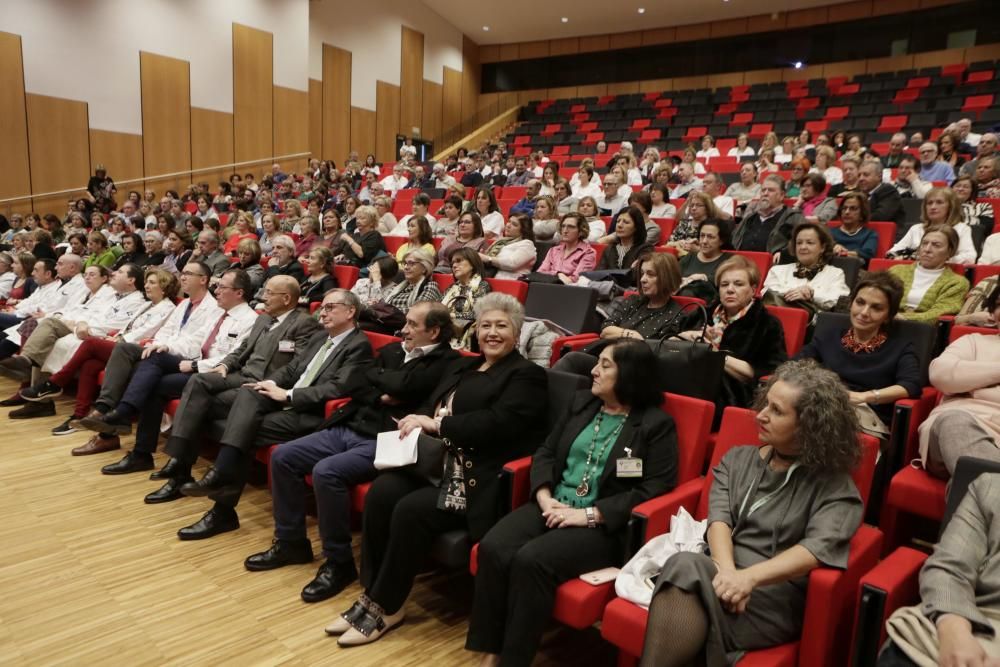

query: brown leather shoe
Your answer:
[71,434,121,456]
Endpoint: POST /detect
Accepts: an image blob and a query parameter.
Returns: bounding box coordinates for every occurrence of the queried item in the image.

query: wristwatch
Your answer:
[585,507,597,529]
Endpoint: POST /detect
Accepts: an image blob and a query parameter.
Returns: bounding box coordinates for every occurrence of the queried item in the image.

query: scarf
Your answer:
[386,276,429,308]
[793,261,825,280]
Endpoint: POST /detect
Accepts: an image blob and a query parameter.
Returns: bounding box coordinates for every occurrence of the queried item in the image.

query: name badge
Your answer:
[616,448,642,478]
[278,340,295,353]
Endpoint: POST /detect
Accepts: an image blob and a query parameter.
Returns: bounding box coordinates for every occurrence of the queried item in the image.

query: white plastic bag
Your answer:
[614,506,707,608]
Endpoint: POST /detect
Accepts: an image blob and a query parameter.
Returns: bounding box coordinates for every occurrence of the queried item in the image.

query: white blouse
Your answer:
[888,222,977,265]
[762,263,850,310]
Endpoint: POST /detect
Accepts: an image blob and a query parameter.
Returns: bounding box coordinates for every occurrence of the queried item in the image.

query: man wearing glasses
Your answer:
[163,288,373,540]
[918,142,956,186]
[243,301,459,601]
[63,261,222,454]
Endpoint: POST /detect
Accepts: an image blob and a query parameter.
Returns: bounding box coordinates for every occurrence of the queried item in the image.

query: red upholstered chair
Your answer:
[764,305,809,357]
[962,94,994,114]
[601,407,883,667]
[485,278,529,304]
[649,218,676,242]
[971,263,1000,285]
[726,250,773,295]
[332,264,360,291]
[828,220,896,258]
[382,236,407,256]
[432,273,454,293]
[878,115,908,133]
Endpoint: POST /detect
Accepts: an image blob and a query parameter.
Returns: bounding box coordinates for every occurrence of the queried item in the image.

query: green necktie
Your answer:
[296,338,333,388]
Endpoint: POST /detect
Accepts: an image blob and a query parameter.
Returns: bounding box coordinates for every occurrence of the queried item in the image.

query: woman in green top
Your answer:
[83,231,116,268]
[467,339,679,667]
[888,225,970,324]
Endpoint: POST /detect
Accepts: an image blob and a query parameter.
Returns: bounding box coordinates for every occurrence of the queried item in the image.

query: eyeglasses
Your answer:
[319,302,350,312]
[181,270,206,278]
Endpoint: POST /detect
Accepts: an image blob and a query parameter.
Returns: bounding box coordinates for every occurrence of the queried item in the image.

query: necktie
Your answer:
[201,313,228,358]
[181,300,195,327]
[295,338,333,388]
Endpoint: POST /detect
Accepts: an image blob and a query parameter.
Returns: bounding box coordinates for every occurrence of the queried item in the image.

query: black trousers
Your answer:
[360,469,466,615]
[877,641,918,666]
[465,502,620,667]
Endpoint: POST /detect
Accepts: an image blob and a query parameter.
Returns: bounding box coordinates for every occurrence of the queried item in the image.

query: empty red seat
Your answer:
[513,135,530,145]
[787,87,808,99]
[657,107,678,119]
[804,119,829,133]
[654,97,673,108]
[966,70,994,84]
[578,121,598,133]
[716,102,739,115]
[643,91,660,102]
[541,123,560,136]
[730,90,749,103]
[570,103,586,113]
[963,94,994,112]
[878,115,908,132]
[893,88,920,104]
[941,63,966,80]
[905,76,930,89]
[583,132,604,145]
[748,122,772,139]
[825,106,850,120]
[835,82,860,95]
[571,112,589,123]
[731,112,753,125]
[682,126,708,142]
[630,118,651,130]
[597,95,615,105]
[639,128,661,142]
[551,145,570,156]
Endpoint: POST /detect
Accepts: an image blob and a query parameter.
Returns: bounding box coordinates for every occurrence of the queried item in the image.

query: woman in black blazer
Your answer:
[467,339,678,667]
[327,293,550,647]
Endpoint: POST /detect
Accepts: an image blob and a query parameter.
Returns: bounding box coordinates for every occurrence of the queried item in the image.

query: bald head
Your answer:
[262,275,300,316]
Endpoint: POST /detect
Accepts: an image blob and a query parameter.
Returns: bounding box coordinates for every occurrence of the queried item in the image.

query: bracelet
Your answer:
[585,506,597,528]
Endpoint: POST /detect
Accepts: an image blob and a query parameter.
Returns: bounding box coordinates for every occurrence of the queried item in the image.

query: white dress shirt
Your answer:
[151,293,223,360]
[197,302,258,371]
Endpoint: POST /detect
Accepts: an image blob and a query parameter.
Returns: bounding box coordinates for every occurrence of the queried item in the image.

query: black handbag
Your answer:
[644,303,726,402]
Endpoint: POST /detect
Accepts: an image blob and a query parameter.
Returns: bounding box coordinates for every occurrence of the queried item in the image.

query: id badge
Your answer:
[616,447,642,478]
[278,340,295,353]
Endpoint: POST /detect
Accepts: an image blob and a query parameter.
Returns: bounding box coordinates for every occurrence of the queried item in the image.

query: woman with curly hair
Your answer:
[639,360,864,667]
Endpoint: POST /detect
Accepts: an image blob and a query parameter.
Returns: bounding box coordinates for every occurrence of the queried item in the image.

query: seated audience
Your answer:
[480,214,536,281]
[318,210,349,258]
[394,215,435,263]
[827,156,861,198]
[889,225,970,323]
[887,188,976,263]
[918,142,956,185]
[763,222,850,318]
[858,160,904,227]
[793,174,837,224]
[956,273,999,326]
[732,175,804,255]
[701,172,734,220]
[473,187,505,239]
[373,197,397,236]
[590,205,653,280]
[142,231,167,269]
[577,196,605,241]
[668,163,703,200]
[639,361,863,666]
[0,252,15,302]
[437,212,487,272]
[234,239,265,292]
[728,132,755,158]
[351,256,399,308]
[433,195,464,239]
[536,213,597,285]
[596,175,628,217]
[389,193,437,237]
[84,232,116,269]
[669,192,721,253]
[813,145,843,186]
[299,247,338,308]
[111,233,147,270]
[795,272,921,433]
[327,293,549,647]
[678,219,731,301]
[952,176,994,257]
[648,183,676,219]
[831,193,880,262]
[223,212,257,255]
[552,179,578,218]
[893,155,932,200]
[785,159,810,198]
[336,205,385,268]
[192,230,231,277]
[531,195,560,242]
[974,155,1000,199]
[259,235,305,293]
[441,247,491,348]
[572,164,602,200]
[468,340,678,666]
[509,179,541,219]
[361,248,442,334]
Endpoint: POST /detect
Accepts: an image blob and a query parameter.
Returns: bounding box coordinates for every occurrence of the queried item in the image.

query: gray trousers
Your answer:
[95,342,144,411]
[927,411,1000,478]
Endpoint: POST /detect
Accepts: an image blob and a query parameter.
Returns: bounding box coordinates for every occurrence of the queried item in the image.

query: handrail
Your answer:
[432,97,522,157]
[433,106,522,162]
[0,152,312,206]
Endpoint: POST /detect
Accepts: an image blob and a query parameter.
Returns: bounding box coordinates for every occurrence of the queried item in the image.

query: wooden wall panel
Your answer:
[640,78,673,93]
[191,107,234,191]
[25,94,89,213]
[498,44,519,62]
[0,32,31,211]
[400,27,424,137]
[867,54,914,73]
[350,107,376,161]
[821,59,868,78]
[577,84,608,98]
[786,7,829,28]
[608,31,642,50]
[89,130,142,187]
[747,14,785,32]
[480,45,500,63]
[872,0,919,15]
[642,28,675,45]
[421,80,442,143]
[139,52,190,194]
[744,69,784,85]
[442,67,463,141]
[828,0,873,21]
[518,41,549,59]
[517,89,545,105]
[913,48,964,69]
[710,18,748,38]
[375,81,400,163]
[549,38,579,57]
[964,43,1000,62]
[322,44,351,165]
[606,81,640,95]
[461,36,481,134]
[708,72,745,88]
[784,64,825,82]
[273,86,308,173]
[233,24,273,165]
[675,23,711,42]
[578,35,610,53]
[547,86,577,100]
[673,75,708,90]
[308,79,322,159]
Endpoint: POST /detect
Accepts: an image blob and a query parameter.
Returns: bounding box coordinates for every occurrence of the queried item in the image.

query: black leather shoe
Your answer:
[0,391,26,407]
[177,508,239,540]
[78,409,132,435]
[301,559,358,603]
[144,476,193,504]
[8,400,56,419]
[179,468,239,498]
[102,451,155,475]
[149,457,186,480]
[244,539,314,572]
[0,356,32,381]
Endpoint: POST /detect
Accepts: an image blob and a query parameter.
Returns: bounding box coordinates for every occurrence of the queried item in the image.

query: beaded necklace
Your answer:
[841,328,887,354]
[576,411,628,497]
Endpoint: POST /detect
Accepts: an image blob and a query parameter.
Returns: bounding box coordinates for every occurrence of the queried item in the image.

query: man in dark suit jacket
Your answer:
[243,301,460,601]
[859,160,904,228]
[168,288,373,539]
[100,275,321,487]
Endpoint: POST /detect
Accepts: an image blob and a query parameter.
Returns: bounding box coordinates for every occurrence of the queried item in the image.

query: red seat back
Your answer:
[363,331,401,353]
[662,393,715,483]
[949,324,998,343]
[484,278,529,303]
[332,264,360,290]
[764,305,809,357]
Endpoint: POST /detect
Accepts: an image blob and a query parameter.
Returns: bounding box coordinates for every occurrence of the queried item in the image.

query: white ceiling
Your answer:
[422,0,860,46]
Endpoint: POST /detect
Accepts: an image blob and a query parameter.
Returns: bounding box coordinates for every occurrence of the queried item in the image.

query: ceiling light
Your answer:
[637,7,645,13]
[482,25,489,31]
[561,17,569,23]
[794,61,804,69]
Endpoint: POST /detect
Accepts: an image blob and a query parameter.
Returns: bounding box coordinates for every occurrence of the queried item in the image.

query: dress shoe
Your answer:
[21,380,63,402]
[302,559,358,603]
[8,400,56,419]
[0,392,26,407]
[149,457,185,480]
[337,607,405,647]
[69,409,103,430]
[144,476,193,504]
[70,434,121,456]
[244,539,314,572]
[78,410,132,435]
[101,451,155,475]
[0,356,32,381]
[179,468,239,498]
[325,599,370,635]
[177,508,239,540]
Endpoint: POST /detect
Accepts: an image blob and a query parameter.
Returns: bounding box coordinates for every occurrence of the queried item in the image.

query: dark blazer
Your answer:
[264,259,306,284]
[596,241,654,272]
[868,183,904,226]
[431,350,549,541]
[732,206,804,255]
[530,391,678,535]
[322,341,460,436]
[340,230,386,267]
[219,308,323,381]
[299,274,338,306]
[202,249,232,277]
[268,327,374,414]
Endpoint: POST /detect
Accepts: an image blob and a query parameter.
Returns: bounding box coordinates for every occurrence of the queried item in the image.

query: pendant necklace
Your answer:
[576,411,627,497]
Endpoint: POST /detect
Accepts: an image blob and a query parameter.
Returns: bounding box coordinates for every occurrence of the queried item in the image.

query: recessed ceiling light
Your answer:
[561,17,569,23]
[794,61,804,69]
[638,7,645,13]
[482,25,489,31]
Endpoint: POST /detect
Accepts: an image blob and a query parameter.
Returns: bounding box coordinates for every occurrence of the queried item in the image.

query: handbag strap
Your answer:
[651,301,712,347]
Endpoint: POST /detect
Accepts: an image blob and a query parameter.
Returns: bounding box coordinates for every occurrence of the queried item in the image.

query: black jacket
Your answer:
[264,259,305,284]
[430,350,549,541]
[530,391,678,536]
[596,241,654,272]
[322,341,459,436]
[868,183,904,227]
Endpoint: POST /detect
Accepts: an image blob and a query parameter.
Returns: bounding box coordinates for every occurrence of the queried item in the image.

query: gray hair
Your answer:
[272,234,295,251]
[755,360,862,474]
[403,247,435,276]
[144,231,163,243]
[473,292,525,335]
[199,230,220,246]
[763,174,786,192]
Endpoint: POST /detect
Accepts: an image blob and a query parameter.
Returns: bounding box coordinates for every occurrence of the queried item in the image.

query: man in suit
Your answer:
[194,230,231,277]
[99,275,320,484]
[243,301,459,601]
[858,160,904,227]
[62,260,221,455]
[164,288,374,540]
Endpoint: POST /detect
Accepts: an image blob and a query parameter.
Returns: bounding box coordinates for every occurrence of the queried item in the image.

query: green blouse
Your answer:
[554,411,627,508]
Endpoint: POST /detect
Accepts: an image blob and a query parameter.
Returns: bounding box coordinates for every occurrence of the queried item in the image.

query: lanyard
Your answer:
[734,451,799,531]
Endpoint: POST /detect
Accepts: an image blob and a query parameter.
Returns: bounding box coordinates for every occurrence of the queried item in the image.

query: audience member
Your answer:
[732,175,804,256]
[536,213,596,285]
[918,142,956,185]
[831,193,879,262]
[887,188,976,263]
[441,248,491,348]
[480,214,537,280]
[893,155,931,199]
[437,212,487,273]
[762,222,850,318]
[793,173,837,224]
[724,162,762,205]
[858,160,904,227]
[889,225,970,324]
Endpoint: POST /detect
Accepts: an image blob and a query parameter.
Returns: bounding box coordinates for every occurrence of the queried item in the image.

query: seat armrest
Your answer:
[851,546,928,667]
[626,477,703,557]
[324,397,351,418]
[549,333,600,367]
[889,387,940,472]
[500,455,533,511]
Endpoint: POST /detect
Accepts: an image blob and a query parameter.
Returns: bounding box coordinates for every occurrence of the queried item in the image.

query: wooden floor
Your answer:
[0,378,615,666]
